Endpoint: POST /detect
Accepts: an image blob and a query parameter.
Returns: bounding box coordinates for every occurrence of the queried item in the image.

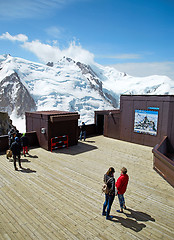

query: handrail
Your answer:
[152,136,174,167]
[152,136,174,187]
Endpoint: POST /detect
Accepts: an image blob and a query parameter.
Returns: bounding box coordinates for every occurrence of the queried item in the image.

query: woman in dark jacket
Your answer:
[102,167,115,220]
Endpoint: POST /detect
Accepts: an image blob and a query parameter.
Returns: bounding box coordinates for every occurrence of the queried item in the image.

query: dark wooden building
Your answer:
[26,111,80,151]
[95,110,120,138]
[95,95,174,147]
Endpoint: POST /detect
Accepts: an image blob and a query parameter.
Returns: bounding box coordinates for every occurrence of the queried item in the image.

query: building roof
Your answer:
[26,110,79,116]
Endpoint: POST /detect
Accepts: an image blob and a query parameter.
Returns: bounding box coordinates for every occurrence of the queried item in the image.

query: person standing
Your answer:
[21,133,29,156]
[102,167,115,220]
[80,122,86,141]
[115,167,129,213]
[10,137,22,171]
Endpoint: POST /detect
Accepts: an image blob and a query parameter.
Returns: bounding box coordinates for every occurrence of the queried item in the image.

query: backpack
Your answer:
[102,178,111,194]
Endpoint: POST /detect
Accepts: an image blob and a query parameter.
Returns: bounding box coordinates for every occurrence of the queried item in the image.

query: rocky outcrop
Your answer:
[76,61,117,107]
[0,111,16,135]
[46,62,54,67]
[0,72,37,117]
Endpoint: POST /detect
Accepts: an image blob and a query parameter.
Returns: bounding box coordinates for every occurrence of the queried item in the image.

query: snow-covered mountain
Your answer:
[0,54,174,131]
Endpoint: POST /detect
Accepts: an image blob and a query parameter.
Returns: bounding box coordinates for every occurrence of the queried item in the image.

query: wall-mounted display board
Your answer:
[134,110,158,136]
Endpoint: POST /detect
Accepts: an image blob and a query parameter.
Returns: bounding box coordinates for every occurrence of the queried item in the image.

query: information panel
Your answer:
[134,110,158,136]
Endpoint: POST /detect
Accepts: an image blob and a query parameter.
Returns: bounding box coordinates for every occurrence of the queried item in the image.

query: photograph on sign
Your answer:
[134,110,158,136]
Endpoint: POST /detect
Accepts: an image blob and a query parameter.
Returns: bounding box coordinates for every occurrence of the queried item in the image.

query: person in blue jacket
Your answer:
[80,122,86,141]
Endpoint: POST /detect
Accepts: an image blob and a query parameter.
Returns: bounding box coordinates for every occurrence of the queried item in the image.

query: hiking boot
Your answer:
[117,209,123,213]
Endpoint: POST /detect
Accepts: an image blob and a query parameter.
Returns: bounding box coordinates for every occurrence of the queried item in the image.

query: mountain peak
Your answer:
[0,55,174,131]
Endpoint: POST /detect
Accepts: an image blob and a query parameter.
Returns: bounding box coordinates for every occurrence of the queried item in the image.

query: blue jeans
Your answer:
[118,194,125,209]
[80,131,86,140]
[102,194,115,218]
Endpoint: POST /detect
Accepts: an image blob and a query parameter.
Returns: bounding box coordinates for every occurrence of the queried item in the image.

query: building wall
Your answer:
[104,112,120,139]
[0,131,39,153]
[26,112,80,151]
[26,113,49,150]
[49,120,79,150]
[167,101,174,147]
[97,96,174,147]
[120,95,174,147]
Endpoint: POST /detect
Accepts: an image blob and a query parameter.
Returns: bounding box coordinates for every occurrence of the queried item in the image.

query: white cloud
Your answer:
[22,39,94,64]
[22,40,61,62]
[111,62,174,81]
[0,32,28,42]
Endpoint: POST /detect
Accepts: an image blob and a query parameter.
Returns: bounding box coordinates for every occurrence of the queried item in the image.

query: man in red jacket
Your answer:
[115,167,129,213]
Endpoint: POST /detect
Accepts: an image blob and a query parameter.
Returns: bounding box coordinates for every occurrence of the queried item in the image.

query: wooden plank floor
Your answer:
[0,136,174,240]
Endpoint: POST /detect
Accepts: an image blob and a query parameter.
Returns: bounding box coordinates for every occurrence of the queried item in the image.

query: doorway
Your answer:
[96,114,104,135]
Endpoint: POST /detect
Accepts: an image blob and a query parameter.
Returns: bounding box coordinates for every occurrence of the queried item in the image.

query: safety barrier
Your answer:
[51,135,68,152]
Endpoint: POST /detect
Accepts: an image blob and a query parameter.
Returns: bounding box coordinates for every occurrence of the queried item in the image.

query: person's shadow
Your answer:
[26,153,38,158]
[124,208,155,222]
[111,215,146,232]
[20,158,31,163]
[19,167,36,173]
[110,208,155,232]
[84,140,96,143]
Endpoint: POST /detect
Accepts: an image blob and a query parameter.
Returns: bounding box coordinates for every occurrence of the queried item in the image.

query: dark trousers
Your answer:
[80,130,86,140]
[13,155,21,169]
[103,194,115,218]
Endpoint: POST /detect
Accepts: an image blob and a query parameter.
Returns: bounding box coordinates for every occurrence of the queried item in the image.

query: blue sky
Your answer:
[0,0,174,79]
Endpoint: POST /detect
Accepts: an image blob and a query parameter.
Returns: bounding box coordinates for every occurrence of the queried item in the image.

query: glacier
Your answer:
[0,54,174,132]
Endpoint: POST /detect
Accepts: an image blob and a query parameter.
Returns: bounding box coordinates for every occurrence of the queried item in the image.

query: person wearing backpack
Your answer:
[102,167,115,220]
[115,167,129,213]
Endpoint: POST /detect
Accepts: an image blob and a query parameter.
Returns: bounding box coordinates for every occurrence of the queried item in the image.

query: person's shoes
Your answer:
[106,215,113,220]
[24,154,26,157]
[15,167,18,171]
[102,212,106,216]
[123,205,127,210]
[117,210,123,213]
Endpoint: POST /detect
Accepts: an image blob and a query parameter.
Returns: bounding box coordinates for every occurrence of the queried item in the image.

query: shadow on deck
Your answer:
[53,141,98,155]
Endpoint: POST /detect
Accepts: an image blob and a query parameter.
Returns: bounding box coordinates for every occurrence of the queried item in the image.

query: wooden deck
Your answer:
[0,136,174,240]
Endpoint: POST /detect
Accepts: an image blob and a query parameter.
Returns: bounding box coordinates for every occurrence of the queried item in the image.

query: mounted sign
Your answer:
[134,110,158,136]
